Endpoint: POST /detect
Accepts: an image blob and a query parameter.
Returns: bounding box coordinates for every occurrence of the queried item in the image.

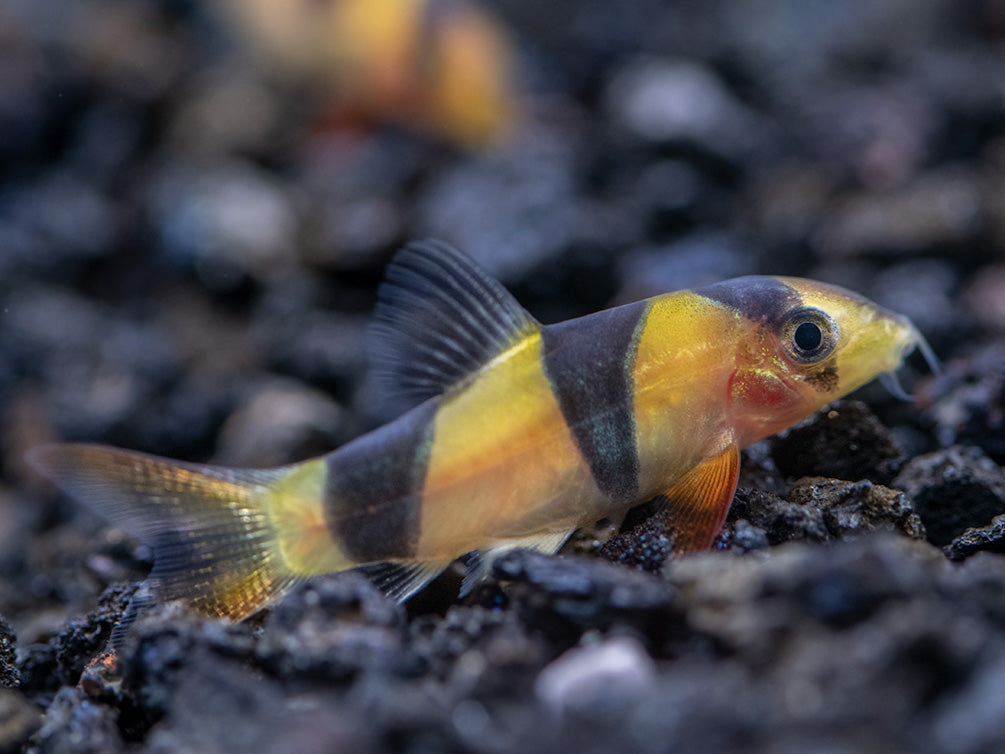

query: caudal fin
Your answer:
[27,443,304,621]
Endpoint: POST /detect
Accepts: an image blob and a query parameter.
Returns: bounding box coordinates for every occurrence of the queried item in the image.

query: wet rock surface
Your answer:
[0,619,17,691]
[4,0,1005,752]
[894,446,1005,547]
[924,345,1005,465]
[945,514,1005,562]
[789,478,926,541]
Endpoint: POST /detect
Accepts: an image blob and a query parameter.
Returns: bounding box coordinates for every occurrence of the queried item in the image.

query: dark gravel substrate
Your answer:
[4,1,1005,752]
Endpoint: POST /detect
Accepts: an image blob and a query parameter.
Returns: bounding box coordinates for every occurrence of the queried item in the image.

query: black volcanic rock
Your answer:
[893,446,1005,547]
[771,400,905,484]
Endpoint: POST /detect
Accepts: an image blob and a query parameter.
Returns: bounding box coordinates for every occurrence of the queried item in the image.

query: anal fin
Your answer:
[356,561,451,602]
[661,444,739,553]
[459,529,574,597]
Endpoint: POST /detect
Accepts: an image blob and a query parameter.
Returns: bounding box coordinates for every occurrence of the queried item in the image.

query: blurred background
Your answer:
[1,0,1004,639]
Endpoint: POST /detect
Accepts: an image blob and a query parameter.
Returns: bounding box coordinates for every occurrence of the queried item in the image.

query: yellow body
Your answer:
[28,242,932,626]
[633,294,739,496]
[420,332,598,556]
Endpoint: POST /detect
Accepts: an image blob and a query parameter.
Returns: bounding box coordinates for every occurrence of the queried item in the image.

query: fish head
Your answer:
[696,276,935,447]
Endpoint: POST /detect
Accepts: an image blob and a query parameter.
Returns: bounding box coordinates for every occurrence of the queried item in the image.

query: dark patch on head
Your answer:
[541,300,649,505]
[804,364,840,392]
[694,277,802,327]
[323,400,437,562]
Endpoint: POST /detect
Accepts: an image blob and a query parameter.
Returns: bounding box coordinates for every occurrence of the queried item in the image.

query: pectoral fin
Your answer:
[660,444,739,553]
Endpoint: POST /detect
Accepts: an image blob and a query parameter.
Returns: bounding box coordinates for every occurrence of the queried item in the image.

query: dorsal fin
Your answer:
[370,240,539,404]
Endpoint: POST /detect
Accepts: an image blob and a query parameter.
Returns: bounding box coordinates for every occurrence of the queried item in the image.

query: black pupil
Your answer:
[794,321,823,352]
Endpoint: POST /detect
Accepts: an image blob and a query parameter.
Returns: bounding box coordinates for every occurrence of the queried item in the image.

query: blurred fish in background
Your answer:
[215,0,520,148]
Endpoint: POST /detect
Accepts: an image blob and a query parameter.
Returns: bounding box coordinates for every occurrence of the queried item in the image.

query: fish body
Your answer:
[217,0,517,146]
[29,241,931,623]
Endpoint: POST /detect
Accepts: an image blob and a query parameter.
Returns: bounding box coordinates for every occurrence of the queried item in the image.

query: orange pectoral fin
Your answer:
[661,444,740,553]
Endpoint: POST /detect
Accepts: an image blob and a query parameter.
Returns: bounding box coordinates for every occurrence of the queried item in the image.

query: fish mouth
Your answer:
[879,324,940,402]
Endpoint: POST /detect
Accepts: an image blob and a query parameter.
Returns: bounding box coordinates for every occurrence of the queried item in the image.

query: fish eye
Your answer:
[782,307,838,363]
[794,321,821,351]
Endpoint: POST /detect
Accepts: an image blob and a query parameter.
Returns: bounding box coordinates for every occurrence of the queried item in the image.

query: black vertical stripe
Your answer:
[323,400,438,562]
[541,300,649,504]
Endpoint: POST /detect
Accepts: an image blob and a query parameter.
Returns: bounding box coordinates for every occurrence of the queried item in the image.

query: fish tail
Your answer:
[27,443,349,622]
